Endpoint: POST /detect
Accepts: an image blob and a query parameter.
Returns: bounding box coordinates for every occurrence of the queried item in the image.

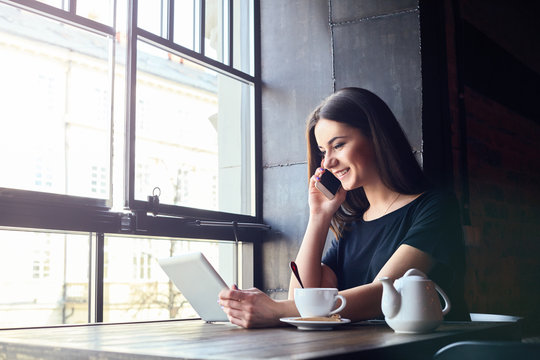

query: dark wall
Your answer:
[260,1,540,337]
[259,0,423,299]
[445,0,540,335]
[460,88,540,332]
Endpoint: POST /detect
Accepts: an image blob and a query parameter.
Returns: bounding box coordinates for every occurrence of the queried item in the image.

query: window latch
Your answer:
[147,187,161,216]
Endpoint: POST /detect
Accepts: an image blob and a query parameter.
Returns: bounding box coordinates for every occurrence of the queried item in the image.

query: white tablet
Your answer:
[158,251,229,322]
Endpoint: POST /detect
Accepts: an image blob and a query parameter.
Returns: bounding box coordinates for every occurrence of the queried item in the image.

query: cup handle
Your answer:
[329,294,346,315]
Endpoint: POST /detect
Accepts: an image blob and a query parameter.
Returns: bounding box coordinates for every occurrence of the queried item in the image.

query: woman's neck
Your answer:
[363,183,399,221]
[363,182,395,207]
[362,183,422,221]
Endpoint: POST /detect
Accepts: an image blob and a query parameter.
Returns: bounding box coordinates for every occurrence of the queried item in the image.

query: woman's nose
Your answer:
[322,154,336,169]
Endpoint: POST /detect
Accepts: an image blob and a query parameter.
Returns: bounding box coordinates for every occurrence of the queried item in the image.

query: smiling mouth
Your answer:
[334,169,349,179]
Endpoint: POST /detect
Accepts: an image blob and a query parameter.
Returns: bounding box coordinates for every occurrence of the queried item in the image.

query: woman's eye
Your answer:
[334,143,345,150]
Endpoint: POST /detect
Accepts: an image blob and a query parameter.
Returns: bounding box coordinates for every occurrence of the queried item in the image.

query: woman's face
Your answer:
[314,118,378,191]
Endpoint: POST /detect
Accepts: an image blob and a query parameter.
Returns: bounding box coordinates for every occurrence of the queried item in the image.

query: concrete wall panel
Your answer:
[260,0,332,297]
[332,9,422,152]
[331,0,418,23]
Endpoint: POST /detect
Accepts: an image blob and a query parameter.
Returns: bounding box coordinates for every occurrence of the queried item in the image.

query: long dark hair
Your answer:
[306,87,428,238]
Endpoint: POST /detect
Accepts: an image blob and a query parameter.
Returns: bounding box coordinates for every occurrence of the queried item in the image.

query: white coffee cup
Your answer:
[294,288,346,318]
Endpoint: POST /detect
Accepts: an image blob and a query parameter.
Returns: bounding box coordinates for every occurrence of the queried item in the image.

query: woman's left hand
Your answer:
[218,285,290,328]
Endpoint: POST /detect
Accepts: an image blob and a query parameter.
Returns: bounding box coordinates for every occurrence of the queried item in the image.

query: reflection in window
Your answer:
[175,167,191,204]
[232,0,254,74]
[76,0,115,26]
[32,238,51,278]
[205,0,225,61]
[0,3,114,200]
[103,235,235,322]
[174,0,197,50]
[0,229,240,326]
[137,0,169,36]
[34,156,54,189]
[0,229,90,328]
[91,165,108,195]
[134,41,254,215]
[34,0,65,9]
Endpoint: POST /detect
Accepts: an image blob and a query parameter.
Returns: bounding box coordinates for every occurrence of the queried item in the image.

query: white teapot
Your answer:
[379,269,451,334]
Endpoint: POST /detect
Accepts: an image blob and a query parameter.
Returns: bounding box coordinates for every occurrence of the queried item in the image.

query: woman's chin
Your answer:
[341,180,362,192]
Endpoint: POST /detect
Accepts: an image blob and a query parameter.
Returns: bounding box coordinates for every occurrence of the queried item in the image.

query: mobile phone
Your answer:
[315,170,341,200]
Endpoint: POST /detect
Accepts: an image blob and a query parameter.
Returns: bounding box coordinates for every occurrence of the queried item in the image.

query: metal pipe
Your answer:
[195,219,270,230]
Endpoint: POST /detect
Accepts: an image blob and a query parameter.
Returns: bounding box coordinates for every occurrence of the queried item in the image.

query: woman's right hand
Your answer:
[309,168,346,218]
[218,285,296,328]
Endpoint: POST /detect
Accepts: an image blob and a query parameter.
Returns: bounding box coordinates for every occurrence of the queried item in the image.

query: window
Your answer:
[133,46,254,214]
[130,0,256,217]
[0,227,251,327]
[0,0,257,215]
[32,237,52,279]
[0,3,113,200]
[0,0,261,328]
[102,234,242,323]
[0,229,90,328]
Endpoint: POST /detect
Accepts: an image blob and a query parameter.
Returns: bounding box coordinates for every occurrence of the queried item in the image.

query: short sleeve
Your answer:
[321,238,339,275]
[401,191,464,266]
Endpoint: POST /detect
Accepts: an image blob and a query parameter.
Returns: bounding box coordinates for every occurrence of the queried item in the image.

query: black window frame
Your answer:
[0,0,264,325]
[0,0,264,239]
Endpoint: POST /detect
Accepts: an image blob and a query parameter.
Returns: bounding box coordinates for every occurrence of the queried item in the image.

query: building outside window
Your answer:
[0,0,259,328]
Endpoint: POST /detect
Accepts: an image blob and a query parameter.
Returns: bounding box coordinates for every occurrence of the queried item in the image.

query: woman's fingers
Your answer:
[218,287,275,328]
[222,308,246,327]
[310,169,326,193]
[218,288,252,311]
[220,299,256,328]
[314,167,325,180]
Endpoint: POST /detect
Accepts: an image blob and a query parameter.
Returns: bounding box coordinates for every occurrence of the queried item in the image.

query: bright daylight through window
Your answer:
[0,0,257,328]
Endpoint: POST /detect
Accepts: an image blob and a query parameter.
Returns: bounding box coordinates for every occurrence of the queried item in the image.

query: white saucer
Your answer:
[280,317,351,330]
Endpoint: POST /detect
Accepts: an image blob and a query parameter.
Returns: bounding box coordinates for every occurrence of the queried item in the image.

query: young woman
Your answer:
[218,88,469,328]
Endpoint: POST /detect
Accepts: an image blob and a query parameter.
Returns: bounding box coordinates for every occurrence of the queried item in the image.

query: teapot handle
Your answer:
[403,268,452,316]
[435,284,451,315]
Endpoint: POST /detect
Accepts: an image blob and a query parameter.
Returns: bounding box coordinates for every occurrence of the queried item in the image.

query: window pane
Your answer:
[138,0,166,36]
[0,229,90,328]
[0,3,113,200]
[34,0,66,10]
[233,0,254,75]
[76,0,115,26]
[174,0,198,50]
[205,0,225,61]
[135,41,254,216]
[103,235,235,322]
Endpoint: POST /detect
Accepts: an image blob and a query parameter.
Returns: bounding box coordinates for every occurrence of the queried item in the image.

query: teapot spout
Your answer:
[379,277,401,319]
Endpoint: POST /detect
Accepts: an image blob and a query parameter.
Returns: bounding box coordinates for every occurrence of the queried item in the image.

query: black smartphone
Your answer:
[315,170,341,200]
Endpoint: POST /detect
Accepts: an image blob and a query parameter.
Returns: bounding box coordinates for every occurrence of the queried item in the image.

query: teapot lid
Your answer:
[403,268,428,279]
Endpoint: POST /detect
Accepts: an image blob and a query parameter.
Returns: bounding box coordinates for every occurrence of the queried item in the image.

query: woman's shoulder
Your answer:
[408,188,461,218]
[413,188,458,205]
[342,189,460,232]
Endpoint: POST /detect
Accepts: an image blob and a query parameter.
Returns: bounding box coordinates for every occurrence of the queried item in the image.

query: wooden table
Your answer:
[0,319,521,359]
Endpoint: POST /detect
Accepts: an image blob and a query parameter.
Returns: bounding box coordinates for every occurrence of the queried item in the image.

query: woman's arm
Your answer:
[288,215,336,295]
[288,170,347,297]
[337,244,434,321]
[218,244,433,327]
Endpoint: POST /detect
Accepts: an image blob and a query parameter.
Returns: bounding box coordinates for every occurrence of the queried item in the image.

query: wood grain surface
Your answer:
[0,320,521,360]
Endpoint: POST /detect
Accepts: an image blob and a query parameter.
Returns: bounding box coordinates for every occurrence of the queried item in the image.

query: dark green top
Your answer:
[322,190,469,320]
